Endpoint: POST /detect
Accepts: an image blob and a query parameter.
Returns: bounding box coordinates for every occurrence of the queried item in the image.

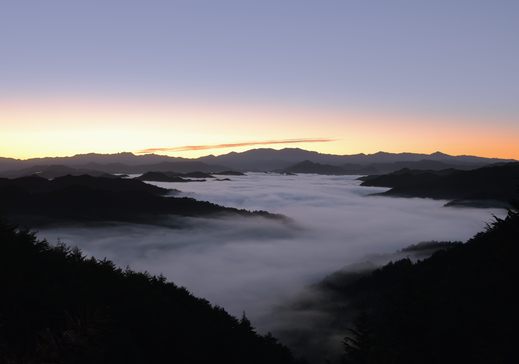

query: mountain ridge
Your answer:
[0,175,281,227]
[1,148,515,174]
[360,162,519,207]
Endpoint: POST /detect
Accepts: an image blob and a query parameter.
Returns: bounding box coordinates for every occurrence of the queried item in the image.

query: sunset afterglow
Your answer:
[1,97,518,159]
[1,1,518,161]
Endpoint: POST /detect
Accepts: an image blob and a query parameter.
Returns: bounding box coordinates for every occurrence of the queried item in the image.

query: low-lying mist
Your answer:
[37,173,505,355]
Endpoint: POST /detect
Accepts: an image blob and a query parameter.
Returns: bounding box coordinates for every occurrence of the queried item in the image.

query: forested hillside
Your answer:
[0,221,296,364]
[338,203,519,363]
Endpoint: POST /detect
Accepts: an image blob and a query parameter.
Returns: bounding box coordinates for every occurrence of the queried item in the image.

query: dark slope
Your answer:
[273,241,462,363]
[281,160,351,175]
[0,175,278,226]
[0,221,296,364]
[361,162,519,207]
[280,159,503,176]
[0,152,180,172]
[0,156,25,172]
[282,207,518,363]
[136,172,192,182]
[363,159,474,174]
[0,175,167,195]
[183,171,215,178]
[135,171,213,182]
[335,207,519,364]
[0,165,118,179]
[0,153,226,174]
[215,170,245,176]
[126,161,226,174]
[65,160,225,174]
[278,161,366,175]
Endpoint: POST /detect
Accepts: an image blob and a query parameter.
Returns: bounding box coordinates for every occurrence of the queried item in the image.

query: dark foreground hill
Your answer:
[360,162,519,207]
[294,205,518,363]
[341,206,518,363]
[0,220,296,364]
[0,175,279,227]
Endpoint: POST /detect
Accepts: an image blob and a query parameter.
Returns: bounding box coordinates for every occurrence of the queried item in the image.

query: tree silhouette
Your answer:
[239,311,255,333]
[342,312,374,364]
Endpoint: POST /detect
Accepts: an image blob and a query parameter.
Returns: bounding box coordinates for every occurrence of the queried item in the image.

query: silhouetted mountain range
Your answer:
[199,149,514,172]
[360,162,519,207]
[0,175,280,227]
[0,154,225,175]
[0,220,296,364]
[1,149,514,175]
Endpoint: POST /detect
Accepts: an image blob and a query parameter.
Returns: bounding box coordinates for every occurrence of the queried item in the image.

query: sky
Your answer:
[1,0,518,159]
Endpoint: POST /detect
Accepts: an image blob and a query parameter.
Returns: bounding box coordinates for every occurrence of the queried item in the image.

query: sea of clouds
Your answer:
[37,173,505,343]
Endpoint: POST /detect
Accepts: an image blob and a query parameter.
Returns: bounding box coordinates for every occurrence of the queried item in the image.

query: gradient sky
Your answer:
[1,0,518,159]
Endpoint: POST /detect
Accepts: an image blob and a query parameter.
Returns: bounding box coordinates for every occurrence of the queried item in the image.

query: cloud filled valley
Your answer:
[36,174,506,355]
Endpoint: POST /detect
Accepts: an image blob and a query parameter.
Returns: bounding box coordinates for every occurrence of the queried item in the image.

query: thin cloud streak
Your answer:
[136,138,335,154]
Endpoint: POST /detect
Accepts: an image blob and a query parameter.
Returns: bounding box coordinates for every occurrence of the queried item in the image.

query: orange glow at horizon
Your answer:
[1,97,518,160]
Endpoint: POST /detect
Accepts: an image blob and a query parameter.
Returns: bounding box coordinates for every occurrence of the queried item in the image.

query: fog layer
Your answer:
[37,174,505,333]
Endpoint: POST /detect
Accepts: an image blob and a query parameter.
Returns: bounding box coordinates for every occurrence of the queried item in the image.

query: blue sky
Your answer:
[1,0,518,158]
[2,0,517,116]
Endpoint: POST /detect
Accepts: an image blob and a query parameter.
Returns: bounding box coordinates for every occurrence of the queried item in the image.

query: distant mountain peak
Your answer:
[73,151,136,157]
